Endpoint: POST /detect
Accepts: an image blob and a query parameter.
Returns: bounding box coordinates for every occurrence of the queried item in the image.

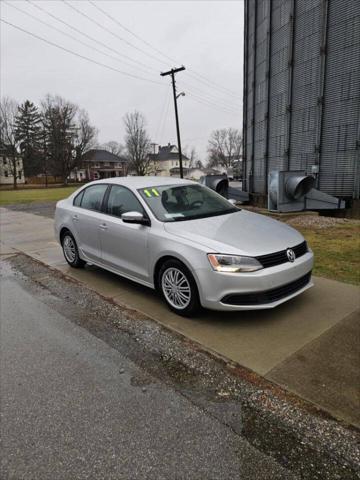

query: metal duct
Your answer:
[200,175,249,202]
[268,170,345,212]
[200,175,229,197]
[285,175,315,200]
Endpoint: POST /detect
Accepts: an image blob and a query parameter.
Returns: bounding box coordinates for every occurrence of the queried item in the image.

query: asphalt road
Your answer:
[0,260,297,480]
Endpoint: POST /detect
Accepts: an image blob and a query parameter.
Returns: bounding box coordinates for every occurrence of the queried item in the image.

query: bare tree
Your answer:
[74,109,98,161]
[185,146,203,169]
[124,111,151,176]
[100,141,125,157]
[41,95,97,183]
[0,97,21,189]
[207,128,242,169]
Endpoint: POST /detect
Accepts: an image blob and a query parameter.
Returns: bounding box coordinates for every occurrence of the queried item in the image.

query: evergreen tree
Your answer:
[42,98,76,181]
[41,95,97,183]
[14,100,42,176]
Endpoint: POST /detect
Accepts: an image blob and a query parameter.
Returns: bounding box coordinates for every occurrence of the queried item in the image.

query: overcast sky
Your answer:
[1,0,244,160]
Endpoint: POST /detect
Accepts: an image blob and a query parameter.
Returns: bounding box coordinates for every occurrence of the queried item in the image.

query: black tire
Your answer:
[158,259,201,317]
[61,231,86,268]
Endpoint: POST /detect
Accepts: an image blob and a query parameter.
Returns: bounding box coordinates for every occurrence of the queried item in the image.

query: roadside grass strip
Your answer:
[0,186,78,205]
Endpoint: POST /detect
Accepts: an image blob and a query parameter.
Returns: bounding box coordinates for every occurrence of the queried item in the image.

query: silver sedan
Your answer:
[54,177,314,316]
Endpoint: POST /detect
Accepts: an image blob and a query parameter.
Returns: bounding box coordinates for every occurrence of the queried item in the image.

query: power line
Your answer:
[29,0,239,108]
[186,93,241,116]
[87,0,242,100]
[190,95,240,115]
[155,85,171,142]
[63,0,241,114]
[186,71,241,100]
[26,0,157,74]
[189,94,240,115]
[180,80,240,112]
[63,0,168,69]
[62,0,242,106]
[1,16,238,116]
[5,0,154,77]
[88,0,176,66]
[0,19,165,86]
[182,86,240,114]
[2,5,241,117]
[158,93,172,143]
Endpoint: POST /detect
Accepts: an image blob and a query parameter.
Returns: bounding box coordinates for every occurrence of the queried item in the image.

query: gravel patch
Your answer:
[286,215,360,229]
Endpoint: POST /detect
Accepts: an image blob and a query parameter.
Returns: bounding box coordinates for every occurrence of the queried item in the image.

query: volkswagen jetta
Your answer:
[55,177,314,316]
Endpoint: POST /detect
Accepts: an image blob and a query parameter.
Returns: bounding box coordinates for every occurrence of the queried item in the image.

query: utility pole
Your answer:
[160,66,185,178]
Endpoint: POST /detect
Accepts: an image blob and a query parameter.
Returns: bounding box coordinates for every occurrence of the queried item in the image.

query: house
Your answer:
[148,144,190,177]
[0,144,25,185]
[69,149,128,182]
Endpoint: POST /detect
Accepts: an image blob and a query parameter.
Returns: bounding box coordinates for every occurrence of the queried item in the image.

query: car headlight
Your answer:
[207,254,263,273]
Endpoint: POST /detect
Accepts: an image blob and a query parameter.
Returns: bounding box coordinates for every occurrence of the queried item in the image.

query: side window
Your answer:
[80,184,108,211]
[73,190,84,207]
[106,185,145,218]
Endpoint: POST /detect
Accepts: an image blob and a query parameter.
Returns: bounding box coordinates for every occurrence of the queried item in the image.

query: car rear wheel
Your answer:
[159,259,200,316]
[61,231,86,268]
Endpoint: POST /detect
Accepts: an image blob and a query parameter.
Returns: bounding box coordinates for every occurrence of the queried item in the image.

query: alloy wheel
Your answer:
[63,235,76,263]
[161,267,191,309]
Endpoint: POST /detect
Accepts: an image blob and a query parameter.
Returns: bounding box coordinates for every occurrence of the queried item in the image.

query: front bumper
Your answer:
[195,251,314,311]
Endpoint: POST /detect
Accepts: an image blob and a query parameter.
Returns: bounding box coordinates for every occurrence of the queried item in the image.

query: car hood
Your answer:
[164,210,304,256]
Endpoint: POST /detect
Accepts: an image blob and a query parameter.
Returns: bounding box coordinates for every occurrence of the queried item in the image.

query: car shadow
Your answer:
[196,294,307,326]
[82,262,310,327]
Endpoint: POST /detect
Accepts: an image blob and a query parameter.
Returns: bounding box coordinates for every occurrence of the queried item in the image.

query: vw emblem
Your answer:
[286,249,296,262]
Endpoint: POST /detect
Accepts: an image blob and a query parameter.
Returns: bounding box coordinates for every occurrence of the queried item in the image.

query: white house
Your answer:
[148,144,190,177]
[0,145,25,185]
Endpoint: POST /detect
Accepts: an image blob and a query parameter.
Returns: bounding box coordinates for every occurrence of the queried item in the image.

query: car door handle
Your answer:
[99,223,108,231]
[72,215,79,222]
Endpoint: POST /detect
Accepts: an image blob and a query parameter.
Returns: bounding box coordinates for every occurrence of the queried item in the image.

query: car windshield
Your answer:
[138,184,238,222]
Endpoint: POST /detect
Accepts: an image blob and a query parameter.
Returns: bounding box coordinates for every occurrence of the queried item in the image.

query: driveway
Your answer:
[1,205,359,428]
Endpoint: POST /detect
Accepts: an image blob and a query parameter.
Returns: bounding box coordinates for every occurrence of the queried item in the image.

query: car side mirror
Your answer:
[121,211,150,226]
[228,199,237,205]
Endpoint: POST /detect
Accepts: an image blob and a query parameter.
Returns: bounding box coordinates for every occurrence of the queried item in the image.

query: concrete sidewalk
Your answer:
[1,207,359,427]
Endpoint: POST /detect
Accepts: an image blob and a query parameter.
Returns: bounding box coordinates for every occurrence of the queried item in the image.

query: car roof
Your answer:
[90,176,195,189]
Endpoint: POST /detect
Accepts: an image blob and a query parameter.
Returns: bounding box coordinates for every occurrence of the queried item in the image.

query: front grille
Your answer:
[221,272,312,306]
[256,241,308,268]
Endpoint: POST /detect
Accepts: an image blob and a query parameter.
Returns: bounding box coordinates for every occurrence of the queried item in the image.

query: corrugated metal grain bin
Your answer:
[243,0,360,199]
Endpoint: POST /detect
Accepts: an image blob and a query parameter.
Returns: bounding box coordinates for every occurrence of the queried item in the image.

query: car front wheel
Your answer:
[159,259,200,316]
[61,231,86,268]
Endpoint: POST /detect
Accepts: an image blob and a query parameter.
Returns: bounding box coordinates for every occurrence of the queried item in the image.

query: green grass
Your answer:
[0,186,78,206]
[297,223,360,286]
